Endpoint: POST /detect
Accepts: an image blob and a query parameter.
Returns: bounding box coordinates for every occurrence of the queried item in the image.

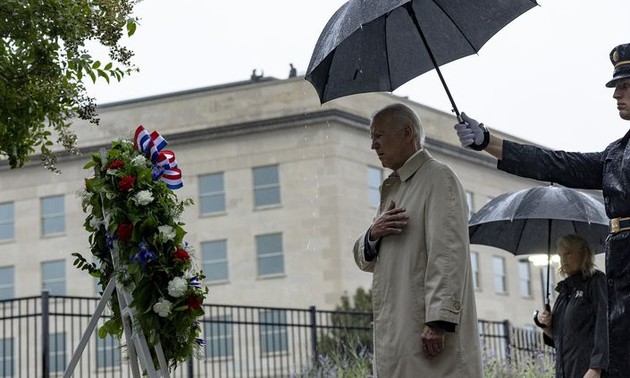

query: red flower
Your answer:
[186,295,202,310]
[108,159,125,170]
[117,223,133,242]
[173,248,190,262]
[118,176,136,192]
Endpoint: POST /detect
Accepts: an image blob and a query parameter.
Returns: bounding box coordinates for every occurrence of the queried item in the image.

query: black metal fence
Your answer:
[0,293,553,377]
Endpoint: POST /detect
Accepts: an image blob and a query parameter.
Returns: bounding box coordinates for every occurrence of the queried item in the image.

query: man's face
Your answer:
[370,116,411,171]
[613,78,630,121]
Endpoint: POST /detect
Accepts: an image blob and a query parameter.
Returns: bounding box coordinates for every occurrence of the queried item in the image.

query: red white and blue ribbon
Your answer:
[134,125,183,189]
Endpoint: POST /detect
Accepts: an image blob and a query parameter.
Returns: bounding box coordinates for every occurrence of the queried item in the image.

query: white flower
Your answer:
[131,154,148,167]
[89,216,103,230]
[75,188,93,202]
[152,298,172,317]
[133,190,154,206]
[167,277,188,298]
[102,210,112,228]
[158,225,176,242]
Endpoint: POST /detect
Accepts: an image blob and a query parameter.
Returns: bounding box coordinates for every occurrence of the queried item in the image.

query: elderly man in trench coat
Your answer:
[354,103,483,377]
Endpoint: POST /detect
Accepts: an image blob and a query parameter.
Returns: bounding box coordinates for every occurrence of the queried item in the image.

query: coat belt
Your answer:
[610,217,630,234]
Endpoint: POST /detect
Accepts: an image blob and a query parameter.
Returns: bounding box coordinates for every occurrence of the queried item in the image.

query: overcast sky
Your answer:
[87,0,630,151]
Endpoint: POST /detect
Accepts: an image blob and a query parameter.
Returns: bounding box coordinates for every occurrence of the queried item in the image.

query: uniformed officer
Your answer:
[454,43,630,377]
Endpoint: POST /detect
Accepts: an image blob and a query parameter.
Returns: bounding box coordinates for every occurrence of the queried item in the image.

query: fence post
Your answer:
[309,306,318,366]
[502,319,512,363]
[187,355,194,378]
[42,290,50,378]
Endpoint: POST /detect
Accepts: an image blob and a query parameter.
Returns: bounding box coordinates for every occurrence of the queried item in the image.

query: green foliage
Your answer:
[318,288,373,368]
[74,132,208,370]
[0,0,140,171]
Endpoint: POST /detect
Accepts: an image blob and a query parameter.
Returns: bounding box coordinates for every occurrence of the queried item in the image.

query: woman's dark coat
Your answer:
[544,271,608,377]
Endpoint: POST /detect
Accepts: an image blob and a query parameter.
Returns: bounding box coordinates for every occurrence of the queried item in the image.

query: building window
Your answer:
[465,191,474,219]
[42,260,66,295]
[49,332,66,373]
[41,195,65,235]
[493,256,507,294]
[470,252,480,290]
[256,233,284,277]
[202,240,229,283]
[0,266,15,301]
[253,165,280,207]
[0,338,14,377]
[518,260,532,297]
[199,173,225,215]
[259,310,287,354]
[96,334,121,368]
[205,315,233,359]
[0,202,15,241]
[367,166,383,208]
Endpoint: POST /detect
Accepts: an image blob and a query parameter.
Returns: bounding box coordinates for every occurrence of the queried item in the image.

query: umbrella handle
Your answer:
[533,303,551,329]
[532,310,546,328]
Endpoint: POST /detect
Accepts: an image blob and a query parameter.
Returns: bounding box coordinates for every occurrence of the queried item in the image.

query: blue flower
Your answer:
[152,166,165,180]
[129,241,157,268]
[105,232,114,250]
[195,338,206,346]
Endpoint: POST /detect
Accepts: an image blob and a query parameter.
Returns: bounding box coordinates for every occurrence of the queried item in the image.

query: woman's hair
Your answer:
[371,103,425,148]
[557,234,596,277]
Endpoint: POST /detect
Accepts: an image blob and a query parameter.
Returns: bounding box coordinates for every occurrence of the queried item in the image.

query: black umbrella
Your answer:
[468,185,609,309]
[305,0,538,119]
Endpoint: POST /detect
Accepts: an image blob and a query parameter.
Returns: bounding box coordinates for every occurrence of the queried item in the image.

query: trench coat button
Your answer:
[605,196,610,204]
[608,278,614,287]
[453,302,461,312]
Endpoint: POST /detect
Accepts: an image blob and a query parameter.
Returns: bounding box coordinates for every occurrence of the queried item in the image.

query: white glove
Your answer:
[454,112,488,150]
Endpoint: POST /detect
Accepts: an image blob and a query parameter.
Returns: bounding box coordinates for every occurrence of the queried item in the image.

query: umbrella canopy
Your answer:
[468,185,609,305]
[468,185,609,255]
[305,0,538,117]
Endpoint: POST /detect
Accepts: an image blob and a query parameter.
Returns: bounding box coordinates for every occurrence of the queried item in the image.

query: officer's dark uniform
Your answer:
[494,42,630,377]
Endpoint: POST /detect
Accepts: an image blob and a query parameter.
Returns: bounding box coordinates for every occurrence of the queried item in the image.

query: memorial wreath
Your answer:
[73,125,208,369]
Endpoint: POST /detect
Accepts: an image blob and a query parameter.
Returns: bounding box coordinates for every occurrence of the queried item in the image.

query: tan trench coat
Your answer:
[353,149,482,377]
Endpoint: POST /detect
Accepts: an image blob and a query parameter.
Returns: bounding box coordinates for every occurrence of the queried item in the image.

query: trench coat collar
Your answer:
[395,148,431,182]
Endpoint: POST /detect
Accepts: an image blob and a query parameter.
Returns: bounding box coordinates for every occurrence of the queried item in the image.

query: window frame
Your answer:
[0,337,14,377]
[49,332,66,373]
[42,260,66,295]
[252,165,281,208]
[41,195,65,236]
[367,166,383,208]
[255,233,284,278]
[470,251,480,291]
[0,202,15,242]
[259,309,288,355]
[492,256,507,294]
[199,172,226,216]
[518,260,533,297]
[0,266,15,301]
[202,240,229,284]
[205,315,234,360]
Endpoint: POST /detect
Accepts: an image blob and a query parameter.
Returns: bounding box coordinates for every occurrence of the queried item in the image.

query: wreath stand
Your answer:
[63,245,170,378]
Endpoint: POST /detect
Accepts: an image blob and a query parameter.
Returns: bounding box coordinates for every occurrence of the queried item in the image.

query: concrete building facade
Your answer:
[0,76,600,331]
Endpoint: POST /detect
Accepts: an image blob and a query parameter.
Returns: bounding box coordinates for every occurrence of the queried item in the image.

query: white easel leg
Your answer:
[63,279,116,378]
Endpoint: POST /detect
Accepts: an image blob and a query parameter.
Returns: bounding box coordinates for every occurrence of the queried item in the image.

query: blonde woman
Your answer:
[537,234,608,378]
